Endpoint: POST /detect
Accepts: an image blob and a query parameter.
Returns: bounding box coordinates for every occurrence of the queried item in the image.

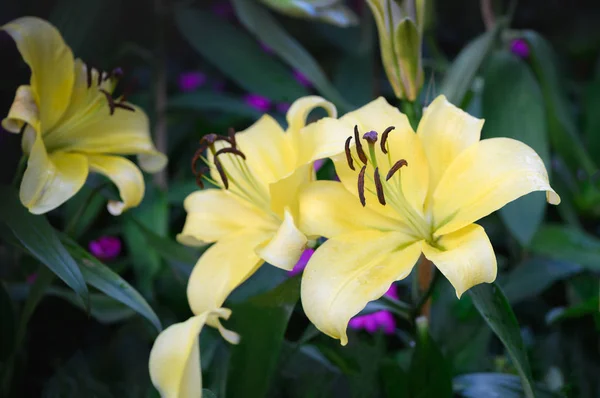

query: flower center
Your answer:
[86,65,135,115]
[345,125,430,239]
[191,129,273,214]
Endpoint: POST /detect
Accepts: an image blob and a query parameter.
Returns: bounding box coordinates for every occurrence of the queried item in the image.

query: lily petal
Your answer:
[149,308,238,398]
[301,229,422,345]
[42,61,166,173]
[2,17,74,132]
[433,137,560,236]
[298,181,411,238]
[19,127,88,214]
[214,115,294,190]
[255,208,307,271]
[269,163,312,218]
[2,85,39,133]
[187,229,272,317]
[87,155,145,215]
[177,190,274,246]
[417,95,483,197]
[422,223,496,298]
[286,95,337,137]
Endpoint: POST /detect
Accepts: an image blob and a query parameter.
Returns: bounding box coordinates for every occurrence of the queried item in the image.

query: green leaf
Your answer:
[502,258,581,304]
[175,5,309,103]
[546,296,600,324]
[0,282,15,361]
[584,77,600,164]
[48,287,135,324]
[523,30,596,175]
[454,373,561,398]
[202,390,217,398]
[334,51,373,107]
[231,0,353,112]
[381,359,409,398]
[131,219,199,267]
[529,224,600,271]
[63,184,106,238]
[168,91,262,118]
[0,187,88,307]
[408,318,453,398]
[226,277,300,398]
[468,283,535,398]
[60,235,162,332]
[481,51,549,245]
[440,23,501,106]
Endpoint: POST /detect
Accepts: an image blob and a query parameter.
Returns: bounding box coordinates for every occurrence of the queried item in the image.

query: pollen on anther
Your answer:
[344,136,355,171]
[215,147,246,160]
[386,159,408,181]
[374,167,386,205]
[214,157,229,189]
[358,165,367,207]
[354,125,368,164]
[381,126,395,154]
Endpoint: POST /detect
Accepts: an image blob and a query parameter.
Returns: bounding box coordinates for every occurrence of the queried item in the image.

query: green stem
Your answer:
[401,100,420,130]
[380,295,413,322]
[414,268,440,316]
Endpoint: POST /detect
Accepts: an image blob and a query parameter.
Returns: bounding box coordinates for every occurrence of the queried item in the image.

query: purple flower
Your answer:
[260,42,274,55]
[313,159,325,171]
[179,71,207,92]
[288,248,314,276]
[244,94,272,112]
[293,70,312,88]
[89,236,122,262]
[349,284,398,334]
[212,1,234,19]
[510,38,530,59]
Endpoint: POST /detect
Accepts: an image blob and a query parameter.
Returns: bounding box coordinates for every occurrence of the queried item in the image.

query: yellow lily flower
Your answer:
[149,308,239,398]
[366,0,425,100]
[178,96,341,325]
[1,17,166,215]
[298,95,560,345]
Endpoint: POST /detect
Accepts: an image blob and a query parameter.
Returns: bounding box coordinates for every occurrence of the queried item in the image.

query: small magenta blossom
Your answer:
[349,284,398,334]
[288,248,314,276]
[244,94,272,112]
[89,236,122,262]
[510,38,530,59]
[179,71,207,92]
[293,70,312,88]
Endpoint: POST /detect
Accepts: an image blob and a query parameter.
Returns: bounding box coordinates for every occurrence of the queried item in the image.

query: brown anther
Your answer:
[386,159,408,181]
[354,125,368,164]
[374,167,386,205]
[97,70,104,86]
[215,147,246,160]
[358,165,366,207]
[114,102,135,112]
[214,157,229,189]
[99,89,116,115]
[195,174,205,189]
[344,136,355,171]
[86,65,93,88]
[381,126,395,154]
[227,127,237,147]
[363,131,378,144]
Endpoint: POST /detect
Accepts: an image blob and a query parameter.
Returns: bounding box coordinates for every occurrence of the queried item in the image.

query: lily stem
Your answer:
[415,267,440,317]
[415,256,434,319]
[400,100,420,131]
[153,0,168,190]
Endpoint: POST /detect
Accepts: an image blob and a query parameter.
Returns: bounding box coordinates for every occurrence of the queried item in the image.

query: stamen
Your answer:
[97,70,104,86]
[194,166,209,188]
[344,136,355,171]
[215,147,246,160]
[227,127,237,147]
[99,89,116,115]
[374,167,386,205]
[354,125,368,164]
[214,157,229,189]
[86,65,93,88]
[363,131,378,143]
[386,159,408,181]
[358,165,366,207]
[105,67,123,81]
[381,126,395,154]
[113,102,135,112]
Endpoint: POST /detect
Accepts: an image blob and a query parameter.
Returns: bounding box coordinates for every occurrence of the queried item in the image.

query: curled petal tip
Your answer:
[547,190,561,205]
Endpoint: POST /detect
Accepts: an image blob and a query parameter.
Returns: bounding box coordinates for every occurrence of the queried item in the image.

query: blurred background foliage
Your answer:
[0,0,599,397]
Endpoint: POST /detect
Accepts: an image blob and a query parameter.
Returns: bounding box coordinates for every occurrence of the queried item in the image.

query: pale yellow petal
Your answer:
[214,115,294,190]
[149,308,237,398]
[269,163,312,218]
[2,85,40,133]
[255,208,307,271]
[2,17,74,131]
[19,127,88,214]
[286,95,337,137]
[42,62,166,172]
[187,229,273,316]
[331,97,429,220]
[86,155,145,215]
[301,229,422,345]
[433,138,560,236]
[177,190,274,246]
[417,95,484,199]
[423,224,496,298]
[298,181,412,238]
